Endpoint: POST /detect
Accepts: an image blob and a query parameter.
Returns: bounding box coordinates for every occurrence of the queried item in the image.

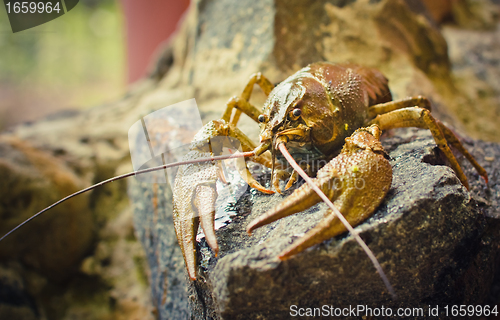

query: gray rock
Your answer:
[190,130,497,319]
[125,0,500,317]
[131,128,500,319]
[129,180,191,320]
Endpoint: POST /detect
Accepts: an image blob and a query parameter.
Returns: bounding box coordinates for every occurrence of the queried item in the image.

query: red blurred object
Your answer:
[121,0,190,84]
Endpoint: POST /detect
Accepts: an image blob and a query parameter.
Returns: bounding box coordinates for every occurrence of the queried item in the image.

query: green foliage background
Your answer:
[0,0,125,129]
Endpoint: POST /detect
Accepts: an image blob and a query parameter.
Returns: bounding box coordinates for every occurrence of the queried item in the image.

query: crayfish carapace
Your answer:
[172,62,488,291]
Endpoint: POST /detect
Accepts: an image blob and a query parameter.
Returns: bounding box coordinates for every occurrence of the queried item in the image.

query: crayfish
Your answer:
[172,62,488,295]
[0,62,488,299]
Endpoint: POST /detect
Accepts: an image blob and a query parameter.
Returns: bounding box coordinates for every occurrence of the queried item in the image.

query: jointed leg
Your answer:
[436,121,488,183]
[222,73,274,124]
[218,73,278,188]
[369,106,488,189]
[368,96,431,118]
[199,120,275,193]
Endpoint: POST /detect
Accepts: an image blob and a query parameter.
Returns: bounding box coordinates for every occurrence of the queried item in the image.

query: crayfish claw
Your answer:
[248,126,393,262]
[284,170,299,190]
[173,152,220,280]
[278,209,340,260]
[194,185,219,256]
[246,179,325,234]
[173,200,200,280]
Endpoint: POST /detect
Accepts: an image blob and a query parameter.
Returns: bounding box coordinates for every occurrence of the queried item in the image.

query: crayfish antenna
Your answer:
[0,151,255,243]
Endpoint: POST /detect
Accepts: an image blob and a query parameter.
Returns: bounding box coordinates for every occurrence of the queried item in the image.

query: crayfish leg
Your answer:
[271,169,291,194]
[368,96,431,118]
[285,170,299,190]
[436,120,488,183]
[235,157,274,194]
[369,106,484,190]
[222,72,274,123]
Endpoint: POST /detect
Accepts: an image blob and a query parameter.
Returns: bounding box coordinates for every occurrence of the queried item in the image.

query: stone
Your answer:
[127,0,500,319]
[183,129,497,319]
[129,181,191,320]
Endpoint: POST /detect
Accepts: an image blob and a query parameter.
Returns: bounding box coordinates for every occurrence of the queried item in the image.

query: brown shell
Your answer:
[260,62,393,156]
[343,64,392,106]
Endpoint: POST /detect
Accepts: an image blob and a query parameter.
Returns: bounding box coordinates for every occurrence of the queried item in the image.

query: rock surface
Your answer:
[129,1,500,318]
[183,130,499,319]
[129,127,500,319]
[129,180,191,319]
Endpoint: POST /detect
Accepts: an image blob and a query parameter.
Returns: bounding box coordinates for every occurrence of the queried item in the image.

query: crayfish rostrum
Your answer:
[172,62,488,281]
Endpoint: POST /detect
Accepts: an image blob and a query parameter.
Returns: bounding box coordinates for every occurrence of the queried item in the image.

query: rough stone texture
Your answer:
[1,0,500,319]
[130,1,500,318]
[129,181,191,319]
[182,129,498,319]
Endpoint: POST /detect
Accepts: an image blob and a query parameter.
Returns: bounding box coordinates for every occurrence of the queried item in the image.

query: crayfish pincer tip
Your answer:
[246,220,262,235]
[261,188,275,195]
[483,175,489,184]
[278,253,291,261]
[246,227,254,236]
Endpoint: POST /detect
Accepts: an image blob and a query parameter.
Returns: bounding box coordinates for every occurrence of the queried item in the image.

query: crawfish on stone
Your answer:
[172,62,488,287]
[0,62,488,298]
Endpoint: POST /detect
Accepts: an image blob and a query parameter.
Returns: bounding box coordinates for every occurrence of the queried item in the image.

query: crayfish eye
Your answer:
[292,108,301,117]
[258,114,266,123]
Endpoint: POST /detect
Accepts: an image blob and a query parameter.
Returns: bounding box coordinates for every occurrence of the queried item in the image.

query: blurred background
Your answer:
[0,0,189,130]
